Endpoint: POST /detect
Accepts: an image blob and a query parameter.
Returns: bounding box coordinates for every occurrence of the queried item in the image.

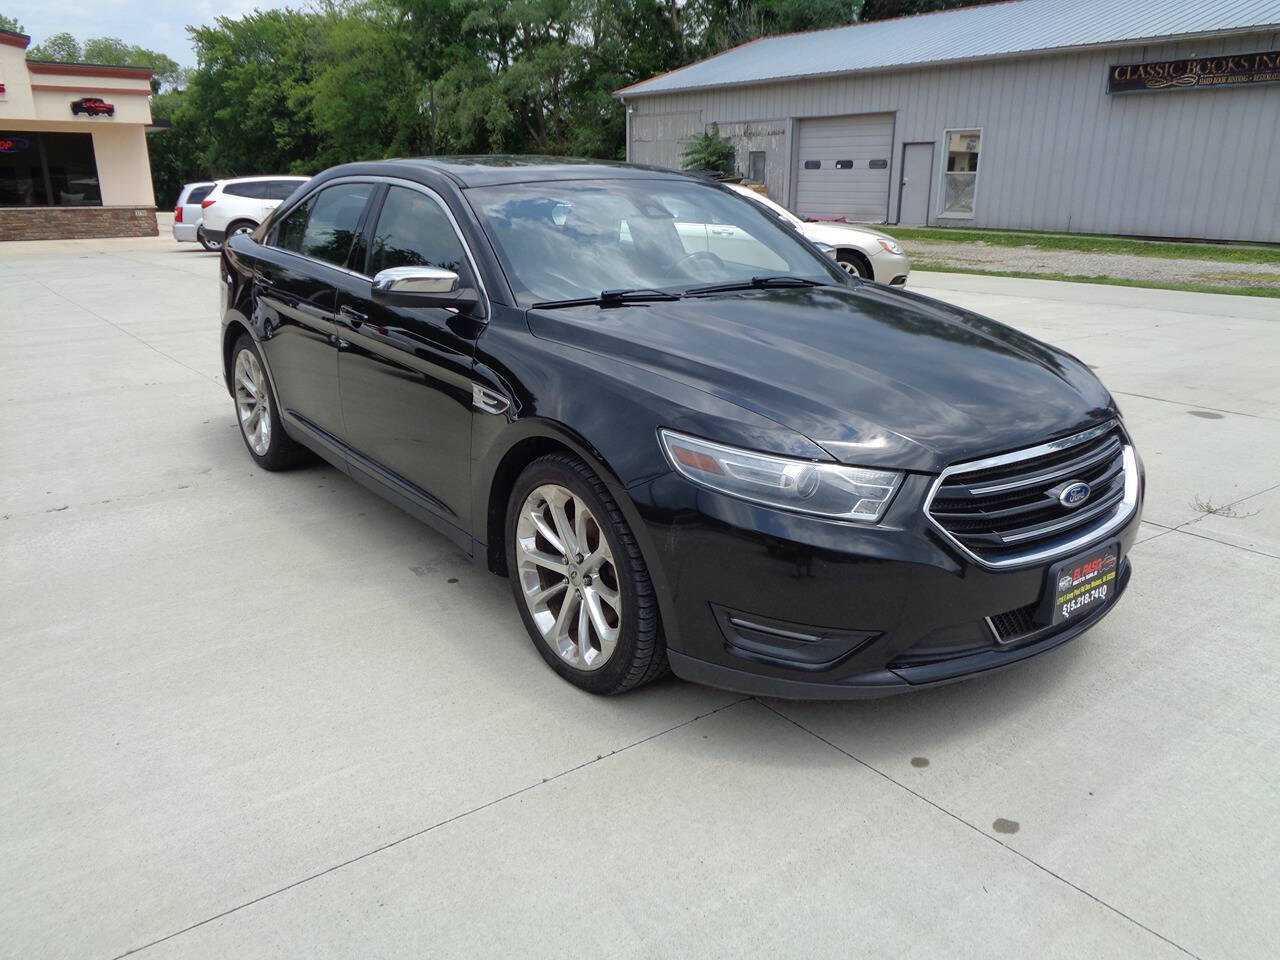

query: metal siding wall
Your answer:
[625,31,1280,241]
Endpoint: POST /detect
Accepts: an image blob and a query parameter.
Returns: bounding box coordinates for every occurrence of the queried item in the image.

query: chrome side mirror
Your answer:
[371,266,480,311]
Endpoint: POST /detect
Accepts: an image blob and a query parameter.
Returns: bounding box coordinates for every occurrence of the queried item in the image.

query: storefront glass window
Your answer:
[942,129,981,217]
[0,132,102,207]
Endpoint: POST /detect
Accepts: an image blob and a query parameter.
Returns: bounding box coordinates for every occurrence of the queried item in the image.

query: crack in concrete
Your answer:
[23,271,221,388]
[759,701,1204,960]
[1110,391,1280,423]
[110,695,752,959]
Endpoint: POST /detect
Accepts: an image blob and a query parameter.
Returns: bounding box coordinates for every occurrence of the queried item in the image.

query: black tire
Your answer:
[505,453,668,695]
[197,226,223,252]
[225,220,257,242]
[230,334,308,471]
[836,252,870,280]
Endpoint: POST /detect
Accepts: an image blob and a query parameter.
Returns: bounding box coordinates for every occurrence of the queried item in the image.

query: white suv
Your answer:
[199,176,309,245]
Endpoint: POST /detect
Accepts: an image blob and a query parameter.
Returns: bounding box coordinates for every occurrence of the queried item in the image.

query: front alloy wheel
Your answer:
[837,257,868,279]
[515,484,622,671]
[505,454,667,694]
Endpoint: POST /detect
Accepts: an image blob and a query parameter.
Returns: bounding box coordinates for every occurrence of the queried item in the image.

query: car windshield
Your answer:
[467,178,842,306]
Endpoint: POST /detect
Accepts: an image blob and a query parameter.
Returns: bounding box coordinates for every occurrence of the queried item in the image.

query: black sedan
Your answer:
[219,157,1144,698]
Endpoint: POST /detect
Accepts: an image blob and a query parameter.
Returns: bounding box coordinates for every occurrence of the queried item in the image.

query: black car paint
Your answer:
[220,157,1143,697]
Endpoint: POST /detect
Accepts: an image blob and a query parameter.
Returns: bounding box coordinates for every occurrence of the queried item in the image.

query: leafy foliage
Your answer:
[0,12,23,32]
[27,32,185,93]
[860,0,1003,21]
[681,124,736,176]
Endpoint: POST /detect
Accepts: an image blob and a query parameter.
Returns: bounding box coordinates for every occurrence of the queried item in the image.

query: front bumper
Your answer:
[871,248,910,286]
[628,463,1143,699]
[172,222,198,243]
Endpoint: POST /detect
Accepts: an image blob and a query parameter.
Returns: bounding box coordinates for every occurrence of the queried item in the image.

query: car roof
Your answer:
[216,175,310,185]
[377,155,699,188]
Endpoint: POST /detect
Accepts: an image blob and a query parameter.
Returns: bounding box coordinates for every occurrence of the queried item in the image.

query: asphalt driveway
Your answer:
[2,232,1277,959]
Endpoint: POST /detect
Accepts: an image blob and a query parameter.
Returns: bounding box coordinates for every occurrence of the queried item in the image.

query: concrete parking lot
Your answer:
[2,231,1278,960]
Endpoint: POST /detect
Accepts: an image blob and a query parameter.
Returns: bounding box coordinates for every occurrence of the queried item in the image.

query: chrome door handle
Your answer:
[339,305,368,327]
[710,227,735,236]
[255,273,275,287]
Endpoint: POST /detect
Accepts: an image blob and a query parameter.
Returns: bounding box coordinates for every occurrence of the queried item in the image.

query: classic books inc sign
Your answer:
[1109,50,1280,93]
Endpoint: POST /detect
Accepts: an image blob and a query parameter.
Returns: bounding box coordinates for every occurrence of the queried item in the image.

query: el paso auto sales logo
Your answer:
[1110,49,1280,93]
[1057,553,1118,597]
[0,135,30,153]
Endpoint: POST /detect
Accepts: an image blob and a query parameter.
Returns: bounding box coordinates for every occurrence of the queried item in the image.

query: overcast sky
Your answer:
[8,0,300,66]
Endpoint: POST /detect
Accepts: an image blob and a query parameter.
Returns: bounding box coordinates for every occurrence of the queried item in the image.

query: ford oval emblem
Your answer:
[1059,481,1091,508]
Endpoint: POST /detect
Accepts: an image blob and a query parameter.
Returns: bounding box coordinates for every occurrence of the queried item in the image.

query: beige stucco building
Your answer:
[1,28,158,239]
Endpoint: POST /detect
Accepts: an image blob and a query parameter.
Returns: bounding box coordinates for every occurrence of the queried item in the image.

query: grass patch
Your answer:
[891,227,1280,265]
[911,261,1280,299]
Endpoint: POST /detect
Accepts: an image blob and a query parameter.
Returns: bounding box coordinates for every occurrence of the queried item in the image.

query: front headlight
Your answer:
[877,237,904,255]
[659,429,903,523]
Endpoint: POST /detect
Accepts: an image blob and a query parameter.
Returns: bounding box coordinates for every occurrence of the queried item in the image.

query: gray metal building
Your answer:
[615,0,1280,242]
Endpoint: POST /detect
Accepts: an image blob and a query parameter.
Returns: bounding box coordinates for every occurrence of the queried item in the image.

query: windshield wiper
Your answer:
[531,288,682,309]
[684,276,828,296]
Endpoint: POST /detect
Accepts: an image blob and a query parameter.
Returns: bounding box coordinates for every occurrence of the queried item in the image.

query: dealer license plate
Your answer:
[1038,542,1120,626]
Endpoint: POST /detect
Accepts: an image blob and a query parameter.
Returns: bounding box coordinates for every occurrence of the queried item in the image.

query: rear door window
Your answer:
[224,181,266,199]
[264,180,303,201]
[300,183,374,267]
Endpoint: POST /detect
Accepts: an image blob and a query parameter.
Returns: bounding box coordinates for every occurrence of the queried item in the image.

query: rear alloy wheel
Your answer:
[231,335,307,470]
[198,226,223,252]
[837,255,869,279]
[506,454,667,694]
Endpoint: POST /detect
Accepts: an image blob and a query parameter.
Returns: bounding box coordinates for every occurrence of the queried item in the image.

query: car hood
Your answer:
[526,284,1116,473]
[801,221,898,249]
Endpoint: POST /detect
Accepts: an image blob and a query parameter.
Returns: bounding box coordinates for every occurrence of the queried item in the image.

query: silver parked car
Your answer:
[171,181,219,251]
[726,183,910,285]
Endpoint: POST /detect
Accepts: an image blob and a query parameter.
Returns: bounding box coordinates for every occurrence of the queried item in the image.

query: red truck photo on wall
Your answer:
[71,97,115,117]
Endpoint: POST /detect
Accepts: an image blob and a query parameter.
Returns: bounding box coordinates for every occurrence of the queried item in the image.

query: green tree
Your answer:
[147,90,213,209]
[185,10,324,176]
[0,13,23,32]
[860,0,1003,20]
[28,32,184,92]
[28,31,81,61]
[685,0,857,57]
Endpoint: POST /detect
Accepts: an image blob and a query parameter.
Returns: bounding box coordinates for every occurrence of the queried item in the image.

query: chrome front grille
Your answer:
[926,421,1137,567]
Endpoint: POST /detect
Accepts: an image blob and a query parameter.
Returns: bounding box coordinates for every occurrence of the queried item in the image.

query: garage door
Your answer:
[794,114,894,222]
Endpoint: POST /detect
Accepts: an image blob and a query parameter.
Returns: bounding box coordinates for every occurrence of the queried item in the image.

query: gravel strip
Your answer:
[902,240,1280,290]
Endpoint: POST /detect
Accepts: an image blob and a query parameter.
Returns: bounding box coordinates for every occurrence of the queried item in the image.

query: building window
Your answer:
[0,131,101,207]
[942,128,981,217]
[747,151,766,183]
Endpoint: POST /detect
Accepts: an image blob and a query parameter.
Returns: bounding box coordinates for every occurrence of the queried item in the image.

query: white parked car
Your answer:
[725,183,910,285]
[171,181,217,250]
[198,176,310,246]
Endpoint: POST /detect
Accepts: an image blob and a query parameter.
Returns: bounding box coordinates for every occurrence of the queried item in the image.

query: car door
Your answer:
[704,217,789,271]
[335,183,482,534]
[251,182,376,451]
